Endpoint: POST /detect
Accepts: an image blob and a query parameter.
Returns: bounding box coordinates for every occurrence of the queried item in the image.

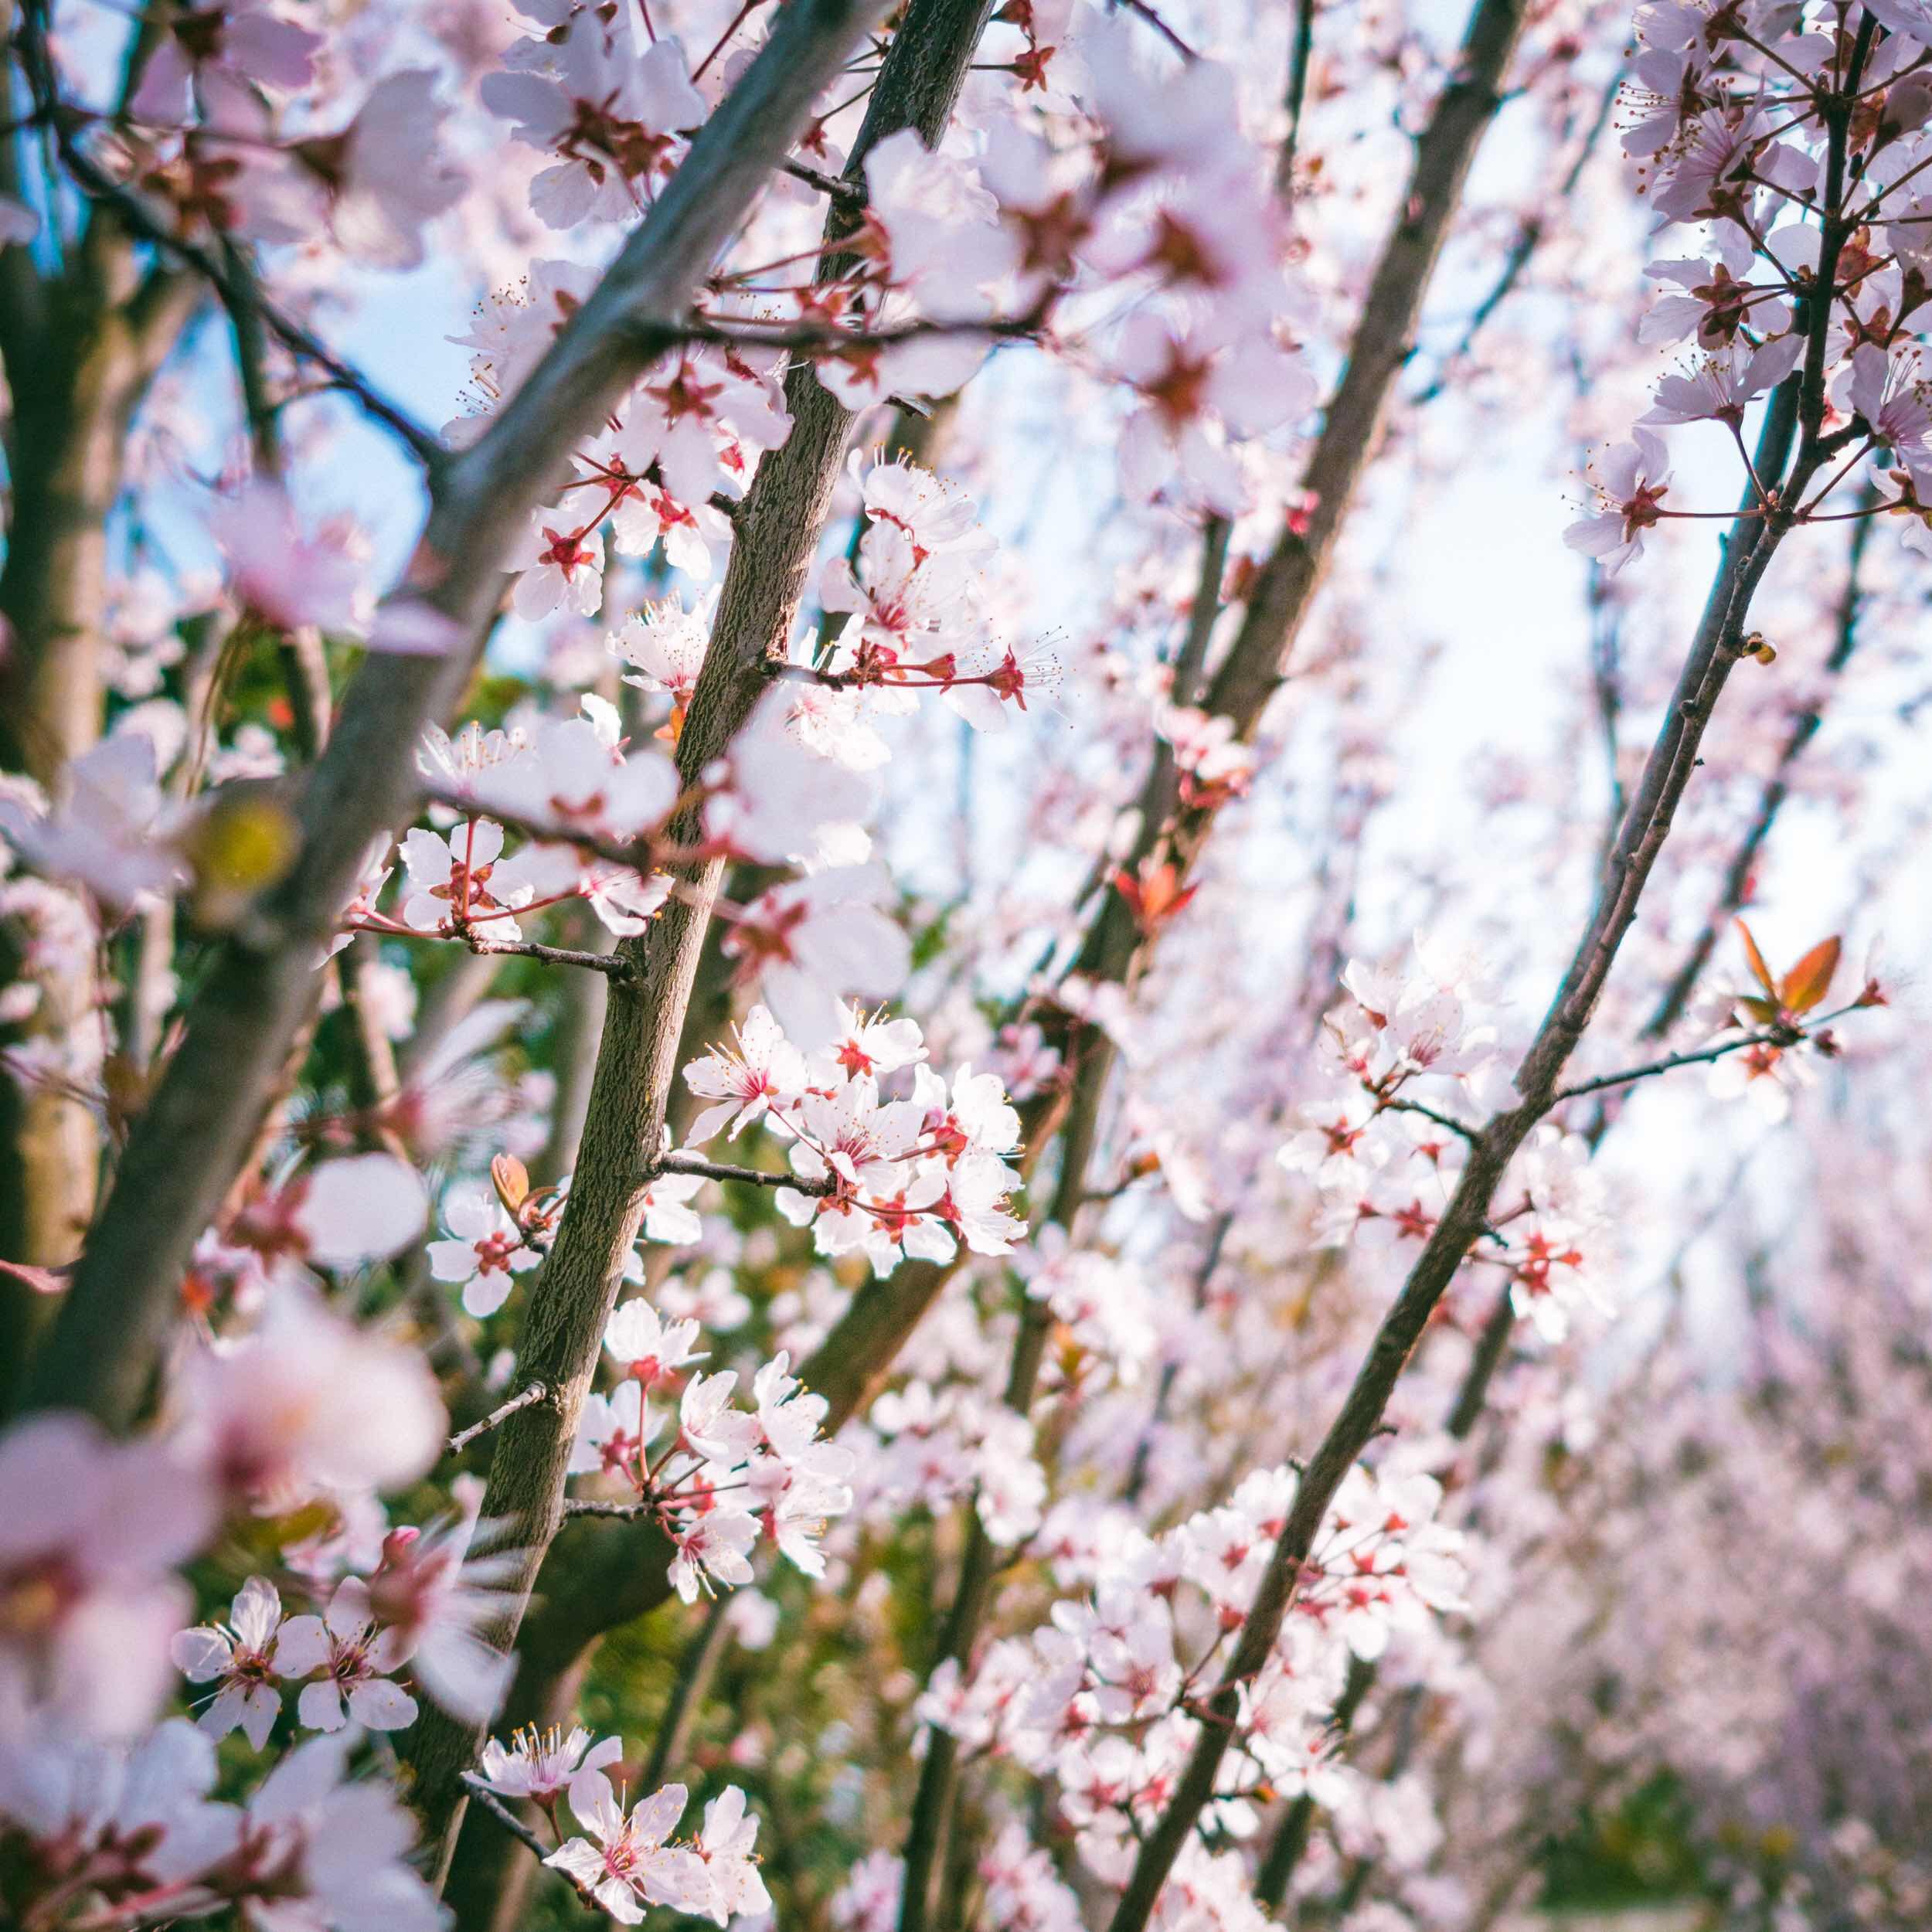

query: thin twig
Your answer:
[634,308,1043,356]
[457,1773,600,1907]
[1277,0,1318,194]
[448,1382,553,1454]
[652,1151,832,1192]
[562,1498,654,1520]
[1412,66,1621,406]
[1170,517,1230,709]
[1380,1097,1481,1144]
[1118,0,1200,62]
[1549,1022,1819,1104]
[418,785,664,873]
[1644,496,1876,1037]
[783,157,866,201]
[465,938,638,981]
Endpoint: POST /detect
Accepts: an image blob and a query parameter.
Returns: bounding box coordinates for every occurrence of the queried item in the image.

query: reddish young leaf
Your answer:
[1735,919,1780,1000]
[1779,935,1841,1015]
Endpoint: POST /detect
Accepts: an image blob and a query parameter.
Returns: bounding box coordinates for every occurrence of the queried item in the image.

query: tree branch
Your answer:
[25,0,901,1432]
[1101,345,1820,1932]
[1549,1023,1808,1104]
[652,1151,832,1192]
[1644,497,1876,1037]
[410,6,1539,1908]
[458,1776,554,1864]
[1276,0,1318,195]
[449,1383,555,1455]
[1117,0,1200,63]
[1072,0,1532,995]
[464,938,638,981]
[1380,1096,1481,1144]
[406,0,1000,1907]
[1411,65,1621,406]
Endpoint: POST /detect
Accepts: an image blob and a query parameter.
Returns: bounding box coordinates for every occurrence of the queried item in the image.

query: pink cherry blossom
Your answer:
[545,1774,689,1920]
[273,1577,417,1734]
[0,1415,214,1737]
[428,1182,543,1318]
[170,1576,296,1749]
[478,1723,623,1803]
[209,483,369,634]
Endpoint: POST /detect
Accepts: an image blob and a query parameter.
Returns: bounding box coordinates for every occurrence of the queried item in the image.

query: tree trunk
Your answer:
[0,225,198,1286]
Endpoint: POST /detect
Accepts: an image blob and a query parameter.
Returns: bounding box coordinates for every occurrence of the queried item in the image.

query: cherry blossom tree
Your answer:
[2,0,1930,1927]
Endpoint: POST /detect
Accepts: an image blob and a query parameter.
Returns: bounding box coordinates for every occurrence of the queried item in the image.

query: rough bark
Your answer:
[0,61,203,1387]
[0,231,199,1275]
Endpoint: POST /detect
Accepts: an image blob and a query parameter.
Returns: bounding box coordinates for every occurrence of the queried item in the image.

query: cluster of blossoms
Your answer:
[568,452,1053,769]
[1570,0,1932,567]
[683,1001,1028,1274]
[0,731,186,914]
[465,4,1318,624]
[1016,1228,1163,1389]
[570,1297,857,1602]
[429,998,1028,1338]
[1155,699,1258,812]
[87,0,468,271]
[1277,944,1614,1341]
[833,1824,1283,1932]
[0,731,178,1121]
[352,704,678,946]
[0,1294,507,1928]
[481,3,705,231]
[546,1775,768,1927]
[0,1153,800,1929]
[471,1724,768,1926]
[12,0,1932,1927]
[463,257,782,605]
[859,1378,1051,1547]
[0,1720,447,1931]
[328,682,906,1046]
[913,1461,1464,1906]
[751,19,1318,509]
[173,1573,419,1745]
[794,458,1051,760]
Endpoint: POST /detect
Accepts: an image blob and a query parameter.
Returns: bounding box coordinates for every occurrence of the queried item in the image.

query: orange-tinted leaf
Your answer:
[1779,935,1841,1015]
[1735,919,1779,999]
[492,1152,530,1216]
[1737,995,1783,1026]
